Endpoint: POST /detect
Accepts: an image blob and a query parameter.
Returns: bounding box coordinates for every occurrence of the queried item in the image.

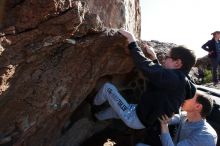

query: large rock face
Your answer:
[1,0,141,38]
[0,0,140,146]
[82,0,141,38]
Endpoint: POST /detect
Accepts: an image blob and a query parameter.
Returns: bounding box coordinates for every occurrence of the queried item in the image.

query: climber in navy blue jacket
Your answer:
[93,29,196,145]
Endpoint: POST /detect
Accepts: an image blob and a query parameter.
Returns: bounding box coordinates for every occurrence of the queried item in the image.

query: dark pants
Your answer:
[210,54,220,83]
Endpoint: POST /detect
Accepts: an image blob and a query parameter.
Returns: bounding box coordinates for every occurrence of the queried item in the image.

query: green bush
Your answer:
[204,69,212,83]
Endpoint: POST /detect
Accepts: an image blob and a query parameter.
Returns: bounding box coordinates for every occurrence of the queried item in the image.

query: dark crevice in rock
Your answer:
[60,100,92,135]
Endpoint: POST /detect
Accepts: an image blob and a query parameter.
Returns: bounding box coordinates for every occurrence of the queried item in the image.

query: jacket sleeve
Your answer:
[128,42,180,88]
[160,114,182,146]
[202,41,211,51]
[160,133,175,146]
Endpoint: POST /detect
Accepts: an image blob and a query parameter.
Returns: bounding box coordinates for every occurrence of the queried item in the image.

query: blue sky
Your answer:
[140,0,220,58]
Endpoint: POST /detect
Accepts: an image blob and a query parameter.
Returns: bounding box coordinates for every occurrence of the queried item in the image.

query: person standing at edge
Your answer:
[92,29,196,146]
[202,31,220,85]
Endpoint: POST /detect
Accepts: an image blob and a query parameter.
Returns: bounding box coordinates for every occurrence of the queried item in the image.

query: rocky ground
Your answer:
[203,82,220,89]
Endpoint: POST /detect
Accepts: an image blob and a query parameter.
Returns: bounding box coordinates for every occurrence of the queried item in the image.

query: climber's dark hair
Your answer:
[170,46,196,74]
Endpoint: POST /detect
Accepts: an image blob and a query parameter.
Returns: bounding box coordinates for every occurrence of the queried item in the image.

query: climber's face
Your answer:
[162,51,182,69]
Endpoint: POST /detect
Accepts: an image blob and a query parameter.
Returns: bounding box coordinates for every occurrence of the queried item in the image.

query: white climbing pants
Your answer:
[93,82,145,129]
